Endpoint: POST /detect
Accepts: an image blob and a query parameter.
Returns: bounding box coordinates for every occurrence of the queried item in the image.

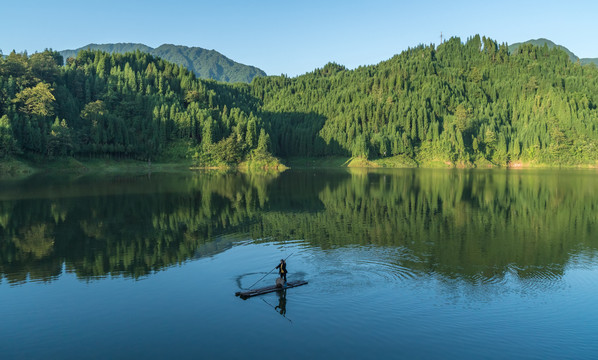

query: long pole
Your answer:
[246,252,294,290]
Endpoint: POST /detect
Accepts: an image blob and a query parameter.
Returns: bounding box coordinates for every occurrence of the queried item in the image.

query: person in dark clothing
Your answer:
[276,259,287,283]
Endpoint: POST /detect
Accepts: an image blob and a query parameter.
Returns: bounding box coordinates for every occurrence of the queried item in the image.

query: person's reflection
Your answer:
[275,289,287,316]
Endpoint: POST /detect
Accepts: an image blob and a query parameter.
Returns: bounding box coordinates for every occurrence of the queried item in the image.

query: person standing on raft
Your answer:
[276,259,287,284]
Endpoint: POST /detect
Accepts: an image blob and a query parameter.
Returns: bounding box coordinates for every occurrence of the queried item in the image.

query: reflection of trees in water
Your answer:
[12,224,55,259]
[253,170,598,282]
[0,172,280,283]
[1,169,597,284]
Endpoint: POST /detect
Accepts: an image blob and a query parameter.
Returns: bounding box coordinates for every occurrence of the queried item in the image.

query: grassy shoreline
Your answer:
[0,157,194,178]
[1,155,597,179]
[285,156,598,169]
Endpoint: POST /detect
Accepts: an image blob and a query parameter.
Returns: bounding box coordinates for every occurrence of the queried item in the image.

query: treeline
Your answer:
[253,35,598,165]
[59,43,267,83]
[0,49,273,166]
[2,35,598,166]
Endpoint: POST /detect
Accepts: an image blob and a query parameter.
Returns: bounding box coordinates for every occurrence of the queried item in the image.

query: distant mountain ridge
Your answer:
[59,43,266,83]
[508,38,597,65]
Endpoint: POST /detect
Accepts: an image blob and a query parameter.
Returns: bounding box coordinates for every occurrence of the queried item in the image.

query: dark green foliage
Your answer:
[59,43,266,83]
[0,115,20,157]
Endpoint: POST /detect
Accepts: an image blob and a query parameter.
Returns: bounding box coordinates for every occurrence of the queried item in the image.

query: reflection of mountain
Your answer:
[1,169,598,284]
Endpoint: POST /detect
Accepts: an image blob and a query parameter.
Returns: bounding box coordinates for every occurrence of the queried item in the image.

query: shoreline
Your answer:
[1,156,597,179]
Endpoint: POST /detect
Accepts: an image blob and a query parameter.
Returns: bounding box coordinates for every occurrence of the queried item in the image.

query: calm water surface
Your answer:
[1,168,598,359]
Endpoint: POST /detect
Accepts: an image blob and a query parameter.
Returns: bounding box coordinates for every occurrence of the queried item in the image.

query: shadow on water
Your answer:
[236,271,272,290]
[262,289,293,323]
[1,169,598,288]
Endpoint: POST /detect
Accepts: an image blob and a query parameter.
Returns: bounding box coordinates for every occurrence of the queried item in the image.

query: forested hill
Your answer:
[0,49,276,168]
[59,43,266,83]
[1,35,598,168]
[252,35,598,166]
[508,38,578,62]
[509,38,598,65]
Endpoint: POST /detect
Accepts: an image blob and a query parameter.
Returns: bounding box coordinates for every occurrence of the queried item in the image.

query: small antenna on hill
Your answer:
[440,32,443,45]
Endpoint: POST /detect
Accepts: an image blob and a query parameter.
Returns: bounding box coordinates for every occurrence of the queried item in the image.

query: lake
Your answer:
[1,168,598,359]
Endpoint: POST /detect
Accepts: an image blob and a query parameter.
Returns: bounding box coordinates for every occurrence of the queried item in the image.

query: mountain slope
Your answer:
[251,35,598,166]
[59,43,153,60]
[59,43,266,83]
[508,38,578,62]
[509,38,597,66]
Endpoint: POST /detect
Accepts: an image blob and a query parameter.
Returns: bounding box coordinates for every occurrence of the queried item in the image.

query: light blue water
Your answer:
[1,169,598,359]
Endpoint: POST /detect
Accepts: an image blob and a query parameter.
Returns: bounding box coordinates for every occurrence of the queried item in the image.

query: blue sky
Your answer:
[1,0,596,76]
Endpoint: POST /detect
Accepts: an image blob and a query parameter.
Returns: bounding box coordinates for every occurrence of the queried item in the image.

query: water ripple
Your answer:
[354,259,419,281]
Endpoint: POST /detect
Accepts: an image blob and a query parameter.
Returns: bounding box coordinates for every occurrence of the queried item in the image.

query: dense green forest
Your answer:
[59,43,266,83]
[254,35,598,166]
[0,48,276,168]
[1,35,598,168]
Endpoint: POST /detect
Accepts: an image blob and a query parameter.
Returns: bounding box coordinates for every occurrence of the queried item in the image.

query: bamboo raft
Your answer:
[235,280,308,299]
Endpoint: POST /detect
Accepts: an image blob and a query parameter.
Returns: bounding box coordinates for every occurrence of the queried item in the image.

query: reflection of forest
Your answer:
[1,169,597,284]
[0,171,281,283]
[256,169,598,281]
